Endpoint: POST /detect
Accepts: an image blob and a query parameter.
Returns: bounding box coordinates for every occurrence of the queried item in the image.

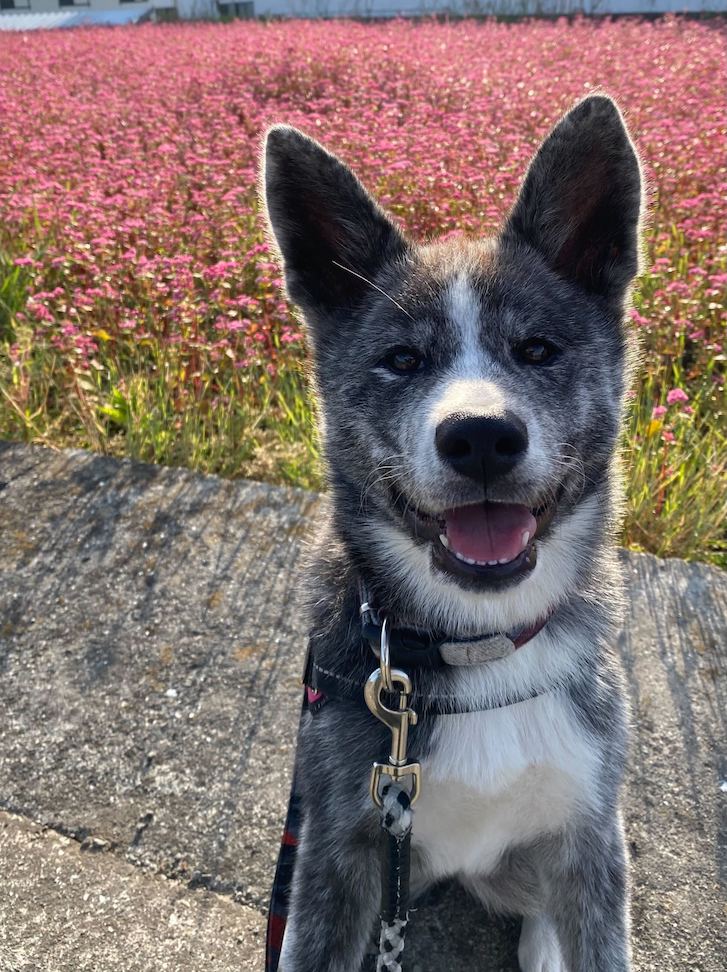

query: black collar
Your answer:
[360,613,551,671]
[303,588,555,716]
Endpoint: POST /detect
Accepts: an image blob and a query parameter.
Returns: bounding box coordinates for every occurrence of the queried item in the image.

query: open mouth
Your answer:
[390,487,558,588]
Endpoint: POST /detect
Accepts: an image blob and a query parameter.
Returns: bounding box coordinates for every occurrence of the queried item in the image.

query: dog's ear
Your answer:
[504,95,643,306]
[263,125,408,323]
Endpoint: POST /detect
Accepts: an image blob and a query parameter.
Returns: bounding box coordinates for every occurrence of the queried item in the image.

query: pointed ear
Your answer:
[262,125,408,321]
[504,95,643,306]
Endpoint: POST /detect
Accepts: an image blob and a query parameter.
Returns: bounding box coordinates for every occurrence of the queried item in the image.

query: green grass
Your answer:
[624,369,726,568]
[0,246,321,490]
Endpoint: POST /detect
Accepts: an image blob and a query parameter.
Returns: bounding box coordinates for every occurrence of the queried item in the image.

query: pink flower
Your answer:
[629,309,649,327]
[666,388,689,405]
[0,15,721,451]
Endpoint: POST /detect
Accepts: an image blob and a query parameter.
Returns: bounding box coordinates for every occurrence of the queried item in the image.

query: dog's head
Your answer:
[263,96,642,631]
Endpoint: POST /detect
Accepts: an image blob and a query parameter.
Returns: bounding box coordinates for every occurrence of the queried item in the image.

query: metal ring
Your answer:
[380,617,393,693]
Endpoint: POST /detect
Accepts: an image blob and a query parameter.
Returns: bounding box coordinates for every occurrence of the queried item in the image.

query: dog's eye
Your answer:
[380,347,425,374]
[516,339,560,366]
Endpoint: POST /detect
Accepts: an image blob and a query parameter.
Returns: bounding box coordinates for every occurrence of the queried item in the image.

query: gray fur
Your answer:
[263,94,642,971]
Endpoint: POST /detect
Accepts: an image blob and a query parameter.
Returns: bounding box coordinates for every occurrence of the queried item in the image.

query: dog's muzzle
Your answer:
[388,484,559,590]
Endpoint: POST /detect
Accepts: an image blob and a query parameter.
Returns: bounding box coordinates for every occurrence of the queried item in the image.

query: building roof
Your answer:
[0,5,155,30]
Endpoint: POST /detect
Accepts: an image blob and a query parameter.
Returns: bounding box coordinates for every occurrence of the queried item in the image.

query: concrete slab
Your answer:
[0,442,725,970]
[0,810,264,972]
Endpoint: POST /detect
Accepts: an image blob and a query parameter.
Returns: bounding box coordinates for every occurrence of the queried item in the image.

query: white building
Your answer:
[0,0,724,28]
[0,0,175,27]
[252,0,725,14]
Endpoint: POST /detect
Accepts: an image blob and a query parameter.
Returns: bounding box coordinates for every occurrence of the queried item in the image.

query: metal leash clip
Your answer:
[364,618,421,808]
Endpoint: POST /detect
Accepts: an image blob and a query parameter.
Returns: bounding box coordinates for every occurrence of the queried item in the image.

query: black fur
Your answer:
[504,95,642,306]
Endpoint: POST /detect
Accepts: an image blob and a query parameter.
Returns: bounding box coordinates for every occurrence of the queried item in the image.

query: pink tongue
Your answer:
[444,503,537,564]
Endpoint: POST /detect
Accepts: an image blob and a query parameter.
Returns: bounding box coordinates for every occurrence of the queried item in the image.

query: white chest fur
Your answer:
[412,689,600,880]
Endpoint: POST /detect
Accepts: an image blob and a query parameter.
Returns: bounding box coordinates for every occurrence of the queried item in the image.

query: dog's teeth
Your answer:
[487,560,499,566]
[498,558,509,564]
[439,533,450,549]
[522,531,530,547]
[451,550,482,566]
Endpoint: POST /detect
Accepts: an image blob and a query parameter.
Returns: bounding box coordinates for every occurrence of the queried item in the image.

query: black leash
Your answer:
[363,646,419,972]
[358,593,554,971]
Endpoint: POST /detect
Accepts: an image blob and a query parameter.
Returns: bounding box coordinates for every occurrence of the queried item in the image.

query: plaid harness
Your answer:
[265,697,306,972]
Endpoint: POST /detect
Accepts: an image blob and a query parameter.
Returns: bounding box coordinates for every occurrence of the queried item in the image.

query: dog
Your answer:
[262,93,643,971]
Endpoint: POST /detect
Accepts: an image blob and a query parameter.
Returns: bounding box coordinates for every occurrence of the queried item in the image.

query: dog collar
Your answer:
[360,612,549,671]
[302,585,553,716]
[359,585,550,671]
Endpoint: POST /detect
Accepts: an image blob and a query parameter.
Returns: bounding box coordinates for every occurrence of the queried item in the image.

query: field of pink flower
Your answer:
[0,16,725,562]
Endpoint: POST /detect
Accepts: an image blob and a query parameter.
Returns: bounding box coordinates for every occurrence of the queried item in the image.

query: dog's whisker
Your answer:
[359,454,408,514]
[331,260,415,321]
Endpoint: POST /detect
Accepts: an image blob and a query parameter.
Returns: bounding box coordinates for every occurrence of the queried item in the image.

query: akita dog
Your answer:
[263,94,643,971]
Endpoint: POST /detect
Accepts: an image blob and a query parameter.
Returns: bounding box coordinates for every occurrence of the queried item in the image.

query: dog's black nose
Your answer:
[435,413,529,480]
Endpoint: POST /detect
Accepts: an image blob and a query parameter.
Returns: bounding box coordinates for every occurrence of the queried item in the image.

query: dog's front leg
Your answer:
[538,820,631,972]
[279,813,379,972]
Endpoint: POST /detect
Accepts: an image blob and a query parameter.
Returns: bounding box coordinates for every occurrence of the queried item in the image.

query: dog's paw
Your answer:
[517,915,566,972]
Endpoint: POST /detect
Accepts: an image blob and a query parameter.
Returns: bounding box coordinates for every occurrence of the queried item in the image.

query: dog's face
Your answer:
[264,96,642,630]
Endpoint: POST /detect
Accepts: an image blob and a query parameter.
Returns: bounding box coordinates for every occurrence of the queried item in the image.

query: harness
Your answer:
[265,590,553,972]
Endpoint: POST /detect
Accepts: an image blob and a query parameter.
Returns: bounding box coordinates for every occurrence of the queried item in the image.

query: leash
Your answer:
[373,781,414,971]
[364,616,420,972]
[361,591,554,971]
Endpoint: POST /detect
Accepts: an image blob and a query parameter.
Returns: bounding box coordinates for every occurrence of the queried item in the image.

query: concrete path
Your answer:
[0,442,725,971]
